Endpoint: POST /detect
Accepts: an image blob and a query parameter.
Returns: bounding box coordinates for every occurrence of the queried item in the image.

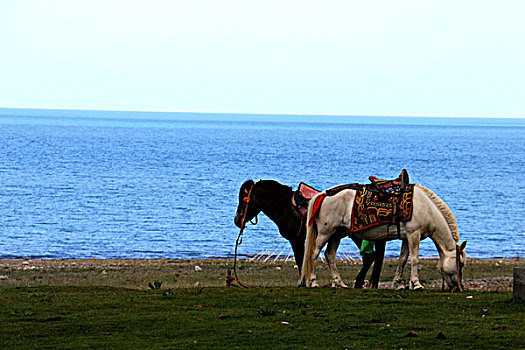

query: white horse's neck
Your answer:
[418,185,459,241]
[419,187,457,247]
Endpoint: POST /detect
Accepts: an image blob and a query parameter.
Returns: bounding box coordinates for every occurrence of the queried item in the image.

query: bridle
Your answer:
[442,244,465,293]
[453,244,464,293]
[239,184,258,232]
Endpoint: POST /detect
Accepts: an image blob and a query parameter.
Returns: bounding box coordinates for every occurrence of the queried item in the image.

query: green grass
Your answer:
[0,258,522,348]
[1,286,523,349]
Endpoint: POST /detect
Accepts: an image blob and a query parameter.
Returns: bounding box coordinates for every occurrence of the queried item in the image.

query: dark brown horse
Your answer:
[234,179,385,288]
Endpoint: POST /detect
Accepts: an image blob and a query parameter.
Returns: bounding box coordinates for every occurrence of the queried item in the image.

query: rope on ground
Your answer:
[226,227,258,288]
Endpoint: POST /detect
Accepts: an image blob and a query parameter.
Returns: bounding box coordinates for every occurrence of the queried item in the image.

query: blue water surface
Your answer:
[0,109,523,259]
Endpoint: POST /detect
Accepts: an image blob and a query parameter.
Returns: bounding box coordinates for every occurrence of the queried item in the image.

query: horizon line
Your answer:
[1,105,524,119]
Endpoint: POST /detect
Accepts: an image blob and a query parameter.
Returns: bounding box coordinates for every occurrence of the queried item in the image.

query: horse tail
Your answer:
[300,192,321,283]
[418,185,459,242]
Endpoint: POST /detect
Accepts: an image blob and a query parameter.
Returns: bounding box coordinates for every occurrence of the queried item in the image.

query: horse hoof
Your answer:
[410,281,424,290]
[392,281,404,290]
[310,281,319,288]
[297,280,306,288]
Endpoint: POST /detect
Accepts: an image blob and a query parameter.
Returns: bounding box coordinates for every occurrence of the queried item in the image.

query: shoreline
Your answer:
[0,256,522,261]
[1,257,522,292]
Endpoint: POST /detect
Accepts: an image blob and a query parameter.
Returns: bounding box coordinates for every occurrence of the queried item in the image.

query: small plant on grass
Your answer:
[162,289,173,298]
[148,280,163,290]
[258,307,276,316]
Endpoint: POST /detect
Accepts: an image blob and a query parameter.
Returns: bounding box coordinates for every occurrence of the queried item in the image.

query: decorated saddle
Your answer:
[309,169,415,235]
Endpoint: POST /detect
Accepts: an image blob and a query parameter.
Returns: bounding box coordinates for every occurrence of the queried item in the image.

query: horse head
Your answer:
[441,240,467,292]
[234,180,260,229]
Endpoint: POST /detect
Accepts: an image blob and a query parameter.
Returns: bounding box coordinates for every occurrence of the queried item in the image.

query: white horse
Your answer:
[299,185,467,291]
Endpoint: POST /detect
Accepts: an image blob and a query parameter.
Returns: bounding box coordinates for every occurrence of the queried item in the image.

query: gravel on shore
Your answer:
[0,258,521,291]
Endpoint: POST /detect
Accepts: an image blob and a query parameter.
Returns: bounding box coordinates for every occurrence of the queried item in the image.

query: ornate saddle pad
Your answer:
[308,170,415,233]
[351,183,414,233]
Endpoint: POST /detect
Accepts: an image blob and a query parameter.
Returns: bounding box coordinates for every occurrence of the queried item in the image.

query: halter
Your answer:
[443,244,464,293]
[239,185,258,232]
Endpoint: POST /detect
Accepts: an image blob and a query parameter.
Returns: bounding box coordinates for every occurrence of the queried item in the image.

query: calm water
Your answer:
[0,109,523,259]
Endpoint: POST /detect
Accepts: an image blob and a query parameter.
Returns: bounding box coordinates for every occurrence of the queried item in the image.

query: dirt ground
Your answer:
[0,257,521,291]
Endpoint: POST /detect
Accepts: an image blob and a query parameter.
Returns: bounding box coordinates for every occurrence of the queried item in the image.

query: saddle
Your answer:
[310,169,409,199]
[292,182,320,217]
[369,168,410,195]
[308,170,414,237]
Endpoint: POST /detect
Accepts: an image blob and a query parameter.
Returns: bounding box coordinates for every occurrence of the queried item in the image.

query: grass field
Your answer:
[1,258,523,349]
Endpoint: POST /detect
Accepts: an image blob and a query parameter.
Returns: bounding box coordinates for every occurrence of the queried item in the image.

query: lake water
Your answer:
[0,109,523,260]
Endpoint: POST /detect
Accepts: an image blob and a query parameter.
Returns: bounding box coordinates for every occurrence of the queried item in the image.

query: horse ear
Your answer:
[459,240,467,251]
[241,180,255,194]
[242,179,255,188]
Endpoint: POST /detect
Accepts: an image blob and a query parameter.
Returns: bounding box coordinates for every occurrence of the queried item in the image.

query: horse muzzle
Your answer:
[442,280,464,293]
[234,212,243,228]
[451,282,465,293]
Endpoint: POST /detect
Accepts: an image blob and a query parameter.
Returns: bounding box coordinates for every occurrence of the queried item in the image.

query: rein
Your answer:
[227,184,258,288]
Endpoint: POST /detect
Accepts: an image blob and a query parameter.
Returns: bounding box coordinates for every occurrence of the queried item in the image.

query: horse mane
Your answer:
[256,180,293,196]
[418,185,459,242]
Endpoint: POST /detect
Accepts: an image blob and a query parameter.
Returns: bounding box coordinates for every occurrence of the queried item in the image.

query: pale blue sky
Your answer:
[1,0,524,117]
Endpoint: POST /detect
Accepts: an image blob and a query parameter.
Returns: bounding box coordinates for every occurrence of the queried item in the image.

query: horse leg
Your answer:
[369,240,385,289]
[393,239,409,289]
[289,238,305,276]
[407,231,424,290]
[305,246,321,287]
[325,236,348,288]
[305,232,332,287]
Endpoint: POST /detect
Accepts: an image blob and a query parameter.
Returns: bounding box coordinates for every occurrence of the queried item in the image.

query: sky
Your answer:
[1,0,524,118]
